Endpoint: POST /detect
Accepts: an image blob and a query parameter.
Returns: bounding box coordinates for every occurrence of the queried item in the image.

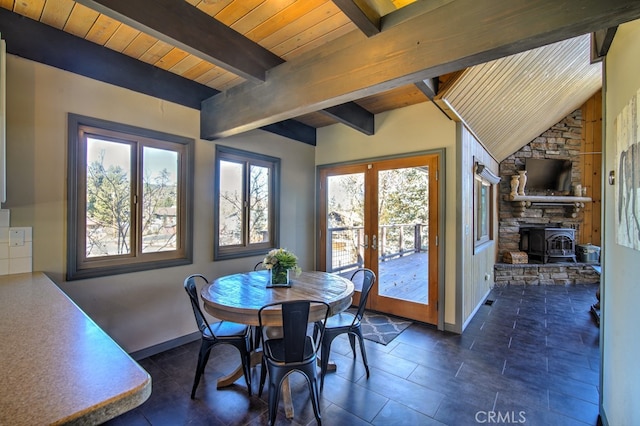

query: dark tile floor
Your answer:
[104,283,600,425]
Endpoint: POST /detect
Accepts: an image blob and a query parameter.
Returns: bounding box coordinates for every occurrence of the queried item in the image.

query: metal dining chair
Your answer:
[258,299,331,426]
[317,268,375,390]
[183,274,252,398]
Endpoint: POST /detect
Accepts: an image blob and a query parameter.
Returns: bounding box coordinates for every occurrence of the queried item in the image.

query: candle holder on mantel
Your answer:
[517,170,527,196]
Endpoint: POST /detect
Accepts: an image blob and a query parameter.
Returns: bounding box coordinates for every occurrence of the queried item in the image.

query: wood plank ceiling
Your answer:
[0,0,636,158]
[0,0,429,130]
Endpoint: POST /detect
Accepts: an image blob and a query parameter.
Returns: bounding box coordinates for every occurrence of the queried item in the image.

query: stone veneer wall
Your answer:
[494,263,600,286]
[498,109,585,260]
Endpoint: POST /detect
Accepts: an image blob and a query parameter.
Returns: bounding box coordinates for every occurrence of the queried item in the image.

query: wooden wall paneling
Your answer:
[581,91,602,246]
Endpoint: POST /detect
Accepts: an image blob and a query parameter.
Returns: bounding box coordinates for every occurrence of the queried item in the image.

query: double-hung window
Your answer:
[67,114,193,280]
[214,146,280,260]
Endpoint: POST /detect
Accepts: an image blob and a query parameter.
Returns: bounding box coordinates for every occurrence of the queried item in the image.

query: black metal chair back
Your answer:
[258,299,330,425]
[351,268,376,324]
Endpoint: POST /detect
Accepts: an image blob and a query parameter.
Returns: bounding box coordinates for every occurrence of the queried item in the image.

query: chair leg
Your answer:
[266,365,283,426]
[191,340,213,399]
[304,363,322,426]
[348,333,357,358]
[319,337,334,390]
[258,356,267,397]
[354,329,370,378]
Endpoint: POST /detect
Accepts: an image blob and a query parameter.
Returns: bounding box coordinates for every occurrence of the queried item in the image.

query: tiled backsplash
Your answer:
[0,209,33,275]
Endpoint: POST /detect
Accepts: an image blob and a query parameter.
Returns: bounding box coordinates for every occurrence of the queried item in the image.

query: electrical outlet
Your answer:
[10,229,25,246]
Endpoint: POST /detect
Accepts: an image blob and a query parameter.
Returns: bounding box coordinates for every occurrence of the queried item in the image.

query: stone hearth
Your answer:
[495,263,600,286]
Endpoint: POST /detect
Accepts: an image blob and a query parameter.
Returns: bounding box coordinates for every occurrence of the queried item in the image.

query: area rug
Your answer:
[349,309,412,345]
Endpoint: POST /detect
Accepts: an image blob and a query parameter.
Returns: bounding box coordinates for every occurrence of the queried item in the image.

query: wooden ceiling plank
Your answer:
[138,39,173,65]
[13,0,44,20]
[182,60,216,81]
[230,0,297,36]
[280,21,356,61]
[194,66,226,86]
[193,0,233,18]
[41,0,75,29]
[104,22,139,52]
[85,13,120,46]
[201,0,640,139]
[214,0,264,26]
[155,47,190,71]
[122,31,157,58]
[271,7,353,58]
[64,3,99,38]
[259,1,341,50]
[245,0,327,43]
[74,0,283,82]
[168,54,203,76]
[331,0,380,37]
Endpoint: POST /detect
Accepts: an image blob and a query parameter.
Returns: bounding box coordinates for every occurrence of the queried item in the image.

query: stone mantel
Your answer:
[508,195,592,218]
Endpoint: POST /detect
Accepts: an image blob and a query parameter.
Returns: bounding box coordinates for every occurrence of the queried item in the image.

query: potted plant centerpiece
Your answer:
[263,248,300,286]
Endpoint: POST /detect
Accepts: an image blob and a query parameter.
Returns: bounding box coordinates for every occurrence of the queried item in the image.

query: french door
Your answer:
[318,153,439,324]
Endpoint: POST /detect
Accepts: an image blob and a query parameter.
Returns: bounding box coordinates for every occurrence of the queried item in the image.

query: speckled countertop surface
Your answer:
[0,272,151,425]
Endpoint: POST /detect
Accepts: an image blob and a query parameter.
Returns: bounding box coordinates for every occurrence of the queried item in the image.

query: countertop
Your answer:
[0,272,151,425]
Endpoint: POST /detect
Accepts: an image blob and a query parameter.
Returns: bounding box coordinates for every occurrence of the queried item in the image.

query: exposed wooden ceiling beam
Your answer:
[0,8,216,109]
[0,8,314,144]
[332,0,381,37]
[74,0,283,82]
[75,0,370,138]
[591,27,618,62]
[319,102,375,135]
[201,0,640,140]
[260,120,317,146]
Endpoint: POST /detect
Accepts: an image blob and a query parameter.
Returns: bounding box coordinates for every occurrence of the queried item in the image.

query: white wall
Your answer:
[316,102,458,326]
[601,19,640,424]
[4,55,316,353]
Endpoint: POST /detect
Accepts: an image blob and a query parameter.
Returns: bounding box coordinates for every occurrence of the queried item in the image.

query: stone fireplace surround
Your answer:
[495,109,600,285]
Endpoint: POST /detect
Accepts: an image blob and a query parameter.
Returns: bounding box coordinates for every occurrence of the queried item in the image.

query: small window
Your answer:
[475,179,491,245]
[67,114,193,280]
[214,146,280,260]
[474,160,497,252]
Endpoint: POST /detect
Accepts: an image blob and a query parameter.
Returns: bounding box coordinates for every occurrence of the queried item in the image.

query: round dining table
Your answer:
[200,270,354,418]
[201,270,354,326]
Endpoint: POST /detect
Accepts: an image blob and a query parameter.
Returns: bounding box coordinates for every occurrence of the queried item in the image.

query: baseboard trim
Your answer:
[129,331,200,361]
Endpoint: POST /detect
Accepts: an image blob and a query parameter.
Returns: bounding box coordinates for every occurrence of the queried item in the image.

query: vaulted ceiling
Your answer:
[1,0,638,159]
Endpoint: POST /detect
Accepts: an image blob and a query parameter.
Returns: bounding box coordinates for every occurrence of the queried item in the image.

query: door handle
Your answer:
[363,234,368,249]
[372,235,377,250]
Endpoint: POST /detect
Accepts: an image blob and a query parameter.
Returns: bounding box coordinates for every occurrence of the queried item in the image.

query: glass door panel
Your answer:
[318,154,439,325]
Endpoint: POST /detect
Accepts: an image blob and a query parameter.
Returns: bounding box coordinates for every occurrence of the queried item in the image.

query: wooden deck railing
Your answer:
[327,223,428,273]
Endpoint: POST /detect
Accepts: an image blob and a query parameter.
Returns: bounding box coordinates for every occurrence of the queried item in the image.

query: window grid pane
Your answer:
[249,164,270,244]
[219,160,244,246]
[86,137,132,257]
[142,146,179,253]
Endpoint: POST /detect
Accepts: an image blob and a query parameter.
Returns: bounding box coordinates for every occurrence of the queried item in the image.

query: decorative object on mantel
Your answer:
[517,170,527,196]
[503,251,528,264]
[263,248,300,287]
[573,184,582,197]
[475,162,501,184]
[508,194,592,218]
[510,175,520,198]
